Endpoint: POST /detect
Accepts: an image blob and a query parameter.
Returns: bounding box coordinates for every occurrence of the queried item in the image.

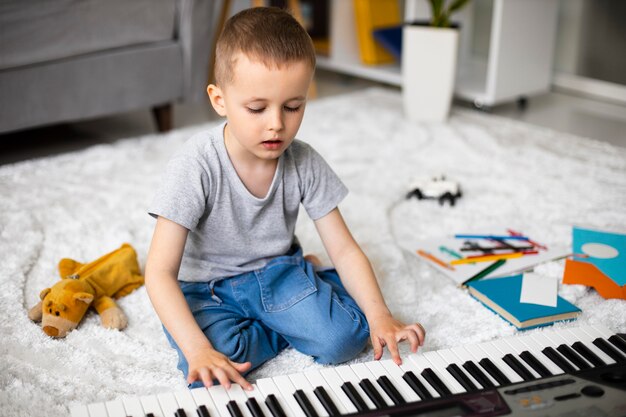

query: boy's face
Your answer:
[208,53,314,162]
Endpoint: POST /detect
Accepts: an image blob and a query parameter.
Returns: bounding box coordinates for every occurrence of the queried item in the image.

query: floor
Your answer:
[1,69,625,166]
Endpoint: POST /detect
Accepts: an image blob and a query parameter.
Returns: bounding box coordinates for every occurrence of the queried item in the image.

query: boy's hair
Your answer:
[214,7,316,86]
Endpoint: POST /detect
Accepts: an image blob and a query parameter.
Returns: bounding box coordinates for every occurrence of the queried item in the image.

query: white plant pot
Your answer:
[402,25,459,122]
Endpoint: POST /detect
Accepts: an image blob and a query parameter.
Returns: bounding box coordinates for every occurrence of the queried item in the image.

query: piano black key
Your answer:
[557,344,591,370]
[462,361,495,388]
[246,398,266,417]
[608,335,626,355]
[446,363,478,392]
[421,368,452,397]
[146,414,155,417]
[519,351,552,377]
[502,354,535,381]
[376,376,406,405]
[227,400,244,417]
[197,405,211,417]
[572,341,606,367]
[542,347,576,373]
[359,379,387,409]
[313,386,340,416]
[402,371,433,400]
[175,409,188,417]
[593,338,626,363]
[341,381,368,412]
[265,394,287,417]
[293,390,319,417]
[478,358,511,386]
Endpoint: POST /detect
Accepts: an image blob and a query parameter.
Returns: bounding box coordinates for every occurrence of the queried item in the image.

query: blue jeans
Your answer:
[163,246,370,388]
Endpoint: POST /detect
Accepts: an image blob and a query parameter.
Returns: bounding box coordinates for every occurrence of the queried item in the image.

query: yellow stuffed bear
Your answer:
[28,243,144,338]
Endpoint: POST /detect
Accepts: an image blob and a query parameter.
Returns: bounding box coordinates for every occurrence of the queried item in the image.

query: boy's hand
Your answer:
[368,314,426,365]
[187,348,253,390]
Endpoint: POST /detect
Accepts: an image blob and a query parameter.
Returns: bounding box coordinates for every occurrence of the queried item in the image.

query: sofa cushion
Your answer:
[0,0,177,70]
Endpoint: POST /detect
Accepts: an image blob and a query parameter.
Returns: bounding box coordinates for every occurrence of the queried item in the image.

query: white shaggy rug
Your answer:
[1,88,625,416]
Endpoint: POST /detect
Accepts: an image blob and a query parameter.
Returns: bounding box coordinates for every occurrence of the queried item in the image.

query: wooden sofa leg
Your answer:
[152,104,173,132]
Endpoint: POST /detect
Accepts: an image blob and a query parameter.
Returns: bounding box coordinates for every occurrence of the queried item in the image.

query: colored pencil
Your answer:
[451,252,524,265]
[417,249,455,270]
[454,234,530,241]
[439,245,463,259]
[507,229,548,250]
[463,259,507,285]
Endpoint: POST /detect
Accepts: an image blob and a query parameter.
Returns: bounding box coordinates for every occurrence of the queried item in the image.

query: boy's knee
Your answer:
[314,327,369,365]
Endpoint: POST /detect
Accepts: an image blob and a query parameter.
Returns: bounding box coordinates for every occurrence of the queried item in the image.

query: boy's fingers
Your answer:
[405,329,420,353]
[404,323,426,346]
[387,337,401,365]
[213,368,231,389]
[198,368,214,388]
[233,361,252,373]
[187,369,198,385]
[372,336,383,360]
[230,369,253,390]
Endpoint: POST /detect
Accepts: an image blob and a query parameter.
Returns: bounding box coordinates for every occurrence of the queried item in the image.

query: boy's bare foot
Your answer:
[304,254,322,266]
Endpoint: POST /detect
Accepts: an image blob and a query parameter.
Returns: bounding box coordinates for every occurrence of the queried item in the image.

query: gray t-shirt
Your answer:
[149,123,348,282]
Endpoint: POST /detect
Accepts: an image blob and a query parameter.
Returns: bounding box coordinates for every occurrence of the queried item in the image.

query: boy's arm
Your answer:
[313,208,426,364]
[145,216,252,389]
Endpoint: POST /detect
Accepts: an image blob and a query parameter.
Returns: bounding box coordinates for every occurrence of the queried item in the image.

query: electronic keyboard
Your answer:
[71,324,626,417]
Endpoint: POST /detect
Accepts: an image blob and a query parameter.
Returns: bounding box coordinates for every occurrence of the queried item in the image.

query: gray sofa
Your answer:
[0,0,224,134]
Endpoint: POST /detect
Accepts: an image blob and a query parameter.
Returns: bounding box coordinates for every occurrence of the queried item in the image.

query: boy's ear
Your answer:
[207,84,227,117]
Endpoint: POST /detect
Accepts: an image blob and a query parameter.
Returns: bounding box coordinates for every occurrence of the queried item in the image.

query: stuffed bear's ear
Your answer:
[73,292,94,305]
[39,288,51,300]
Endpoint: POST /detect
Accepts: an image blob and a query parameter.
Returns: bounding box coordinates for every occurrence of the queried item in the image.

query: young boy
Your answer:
[145,7,425,390]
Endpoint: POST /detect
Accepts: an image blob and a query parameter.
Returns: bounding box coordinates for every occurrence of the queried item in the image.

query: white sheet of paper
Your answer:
[520,272,558,307]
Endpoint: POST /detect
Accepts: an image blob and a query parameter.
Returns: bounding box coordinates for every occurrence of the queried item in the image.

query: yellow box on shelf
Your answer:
[353,0,400,65]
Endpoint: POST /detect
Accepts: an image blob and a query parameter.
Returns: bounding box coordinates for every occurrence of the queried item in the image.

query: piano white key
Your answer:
[174,390,201,417]
[140,394,165,417]
[530,332,578,370]
[105,399,128,417]
[87,402,108,417]
[350,363,394,406]
[228,384,255,417]
[491,338,541,379]
[289,372,329,417]
[513,335,563,375]
[421,351,465,394]
[541,331,587,370]
[449,345,499,387]
[158,391,182,417]
[475,342,523,383]
[304,369,349,415]
[122,395,146,417]
[558,328,606,365]
[208,385,236,417]
[257,377,298,417]
[245,384,273,417]
[273,375,307,417]
[583,323,613,339]
[567,327,615,364]
[402,353,441,397]
[334,364,375,410]
[191,387,221,417]
[319,367,358,413]
[365,359,415,401]
[378,359,421,402]
[436,348,483,389]
[69,404,90,417]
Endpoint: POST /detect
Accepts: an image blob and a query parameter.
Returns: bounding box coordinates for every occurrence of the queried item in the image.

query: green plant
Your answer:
[429,0,471,27]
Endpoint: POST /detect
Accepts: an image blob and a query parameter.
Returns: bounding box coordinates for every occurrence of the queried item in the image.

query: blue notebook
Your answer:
[467,274,581,330]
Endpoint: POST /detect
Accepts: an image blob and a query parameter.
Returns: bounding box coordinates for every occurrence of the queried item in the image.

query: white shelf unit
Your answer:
[316,0,402,86]
[318,0,560,108]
